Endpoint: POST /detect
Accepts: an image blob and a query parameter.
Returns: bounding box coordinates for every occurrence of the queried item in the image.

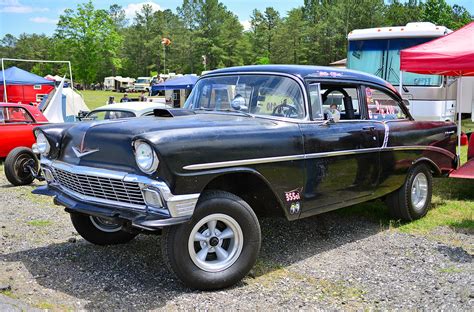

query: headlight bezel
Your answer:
[33,130,51,156]
[134,140,159,174]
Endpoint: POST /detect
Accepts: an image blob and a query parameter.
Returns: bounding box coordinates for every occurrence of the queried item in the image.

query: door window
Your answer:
[4,107,33,123]
[366,87,407,120]
[308,83,323,120]
[321,84,361,120]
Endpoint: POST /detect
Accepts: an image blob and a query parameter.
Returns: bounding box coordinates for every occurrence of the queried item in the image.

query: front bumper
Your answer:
[35,159,200,229]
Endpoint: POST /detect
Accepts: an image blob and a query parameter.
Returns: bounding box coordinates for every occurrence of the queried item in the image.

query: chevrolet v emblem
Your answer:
[72,146,99,158]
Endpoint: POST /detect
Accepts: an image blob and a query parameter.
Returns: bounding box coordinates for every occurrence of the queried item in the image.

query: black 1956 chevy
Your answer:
[32,65,457,290]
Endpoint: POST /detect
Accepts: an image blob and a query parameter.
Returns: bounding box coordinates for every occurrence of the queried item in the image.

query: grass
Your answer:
[462,118,474,134]
[338,176,474,235]
[80,90,129,110]
[0,289,17,299]
[27,219,52,227]
[438,266,463,274]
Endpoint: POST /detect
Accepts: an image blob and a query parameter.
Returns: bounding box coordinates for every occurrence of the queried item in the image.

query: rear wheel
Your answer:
[4,147,38,186]
[161,191,261,290]
[386,164,432,221]
[70,213,138,245]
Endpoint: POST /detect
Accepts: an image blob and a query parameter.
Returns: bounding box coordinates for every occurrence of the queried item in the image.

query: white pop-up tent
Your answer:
[40,77,90,122]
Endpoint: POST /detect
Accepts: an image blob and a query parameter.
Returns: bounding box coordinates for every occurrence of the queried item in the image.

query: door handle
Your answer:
[362,126,375,131]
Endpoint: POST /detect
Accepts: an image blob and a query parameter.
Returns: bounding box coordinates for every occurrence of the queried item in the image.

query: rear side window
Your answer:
[4,107,34,123]
[366,87,407,120]
[85,110,136,121]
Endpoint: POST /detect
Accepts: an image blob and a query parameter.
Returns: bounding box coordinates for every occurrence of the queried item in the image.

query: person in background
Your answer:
[107,96,115,105]
[120,93,130,103]
[139,91,146,102]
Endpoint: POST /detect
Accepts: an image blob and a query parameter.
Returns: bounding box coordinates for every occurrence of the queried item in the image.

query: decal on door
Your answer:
[285,188,302,215]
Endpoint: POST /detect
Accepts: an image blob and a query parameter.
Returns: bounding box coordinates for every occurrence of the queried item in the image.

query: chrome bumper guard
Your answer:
[36,159,200,228]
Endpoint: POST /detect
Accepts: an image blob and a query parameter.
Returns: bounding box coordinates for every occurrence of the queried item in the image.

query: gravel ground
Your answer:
[0,172,473,310]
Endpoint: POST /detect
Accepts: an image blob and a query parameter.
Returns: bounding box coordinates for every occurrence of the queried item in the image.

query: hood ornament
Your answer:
[72,132,98,158]
[72,146,99,158]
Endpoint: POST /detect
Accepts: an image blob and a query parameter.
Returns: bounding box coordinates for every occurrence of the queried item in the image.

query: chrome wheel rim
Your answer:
[89,216,122,233]
[411,172,428,212]
[188,213,244,273]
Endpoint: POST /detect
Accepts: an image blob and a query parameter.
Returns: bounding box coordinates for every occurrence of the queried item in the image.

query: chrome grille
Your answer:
[52,168,145,206]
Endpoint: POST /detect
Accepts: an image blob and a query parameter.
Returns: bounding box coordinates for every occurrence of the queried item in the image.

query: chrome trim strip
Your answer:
[183,145,455,171]
[383,145,456,159]
[382,122,389,148]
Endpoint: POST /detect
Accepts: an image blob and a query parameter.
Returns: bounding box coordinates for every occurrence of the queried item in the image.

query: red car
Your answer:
[1,103,48,185]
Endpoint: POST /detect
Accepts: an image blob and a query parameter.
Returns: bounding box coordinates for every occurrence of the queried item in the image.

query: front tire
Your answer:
[386,164,433,221]
[161,191,261,290]
[70,213,137,245]
[4,147,38,186]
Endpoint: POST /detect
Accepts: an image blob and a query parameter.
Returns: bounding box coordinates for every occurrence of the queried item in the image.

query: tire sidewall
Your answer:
[167,193,261,290]
[405,165,432,220]
[4,147,37,186]
[70,213,137,245]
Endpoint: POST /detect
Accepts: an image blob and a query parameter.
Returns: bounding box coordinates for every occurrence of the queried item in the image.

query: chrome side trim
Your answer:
[383,145,456,159]
[183,145,455,171]
[184,154,306,170]
[382,123,389,148]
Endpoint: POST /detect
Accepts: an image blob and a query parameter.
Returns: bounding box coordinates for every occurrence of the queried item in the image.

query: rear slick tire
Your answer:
[386,164,432,221]
[4,147,37,186]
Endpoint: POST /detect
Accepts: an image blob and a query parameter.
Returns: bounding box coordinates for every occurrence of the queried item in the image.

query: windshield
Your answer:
[84,110,136,121]
[348,38,442,87]
[136,78,149,84]
[184,75,305,119]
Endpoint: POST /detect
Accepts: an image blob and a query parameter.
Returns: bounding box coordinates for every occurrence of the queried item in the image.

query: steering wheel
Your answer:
[272,103,298,118]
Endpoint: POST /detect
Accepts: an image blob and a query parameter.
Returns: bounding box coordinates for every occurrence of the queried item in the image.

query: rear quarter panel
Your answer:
[375,120,457,197]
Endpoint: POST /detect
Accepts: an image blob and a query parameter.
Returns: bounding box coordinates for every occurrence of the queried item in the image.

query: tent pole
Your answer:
[399,70,403,95]
[1,58,7,102]
[68,61,76,119]
[457,75,462,160]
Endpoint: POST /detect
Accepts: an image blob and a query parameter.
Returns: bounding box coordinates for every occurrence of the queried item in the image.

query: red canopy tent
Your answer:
[401,22,474,76]
[400,21,474,179]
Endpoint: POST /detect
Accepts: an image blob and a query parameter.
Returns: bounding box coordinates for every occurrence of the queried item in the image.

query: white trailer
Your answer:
[103,76,135,92]
[347,22,473,121]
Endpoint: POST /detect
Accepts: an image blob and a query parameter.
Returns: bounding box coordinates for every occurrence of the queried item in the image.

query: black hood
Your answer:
[49,112,291,173]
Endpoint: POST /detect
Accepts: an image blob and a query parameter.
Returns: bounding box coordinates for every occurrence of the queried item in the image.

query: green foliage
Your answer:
[0,0,472,82]
[54,1,123,85]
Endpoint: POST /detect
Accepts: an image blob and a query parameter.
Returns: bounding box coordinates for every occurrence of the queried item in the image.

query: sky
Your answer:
[0,0,473,37]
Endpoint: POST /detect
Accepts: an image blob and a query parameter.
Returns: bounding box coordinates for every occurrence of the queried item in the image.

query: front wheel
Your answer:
[161,191,261,290]
[385,164,433,221]
[4,147,38,186]
[70,213,138,245]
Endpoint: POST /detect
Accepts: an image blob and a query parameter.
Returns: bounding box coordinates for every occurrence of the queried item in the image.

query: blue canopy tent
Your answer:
[1,66,55,102]
[151,75,198,95]
[0,66,55,85]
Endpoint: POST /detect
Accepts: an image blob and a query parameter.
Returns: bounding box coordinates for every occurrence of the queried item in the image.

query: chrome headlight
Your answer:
[32,131,50,156]
[134,141,158,174]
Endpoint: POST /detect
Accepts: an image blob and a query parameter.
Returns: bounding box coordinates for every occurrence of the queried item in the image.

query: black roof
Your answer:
[206,65,393,89]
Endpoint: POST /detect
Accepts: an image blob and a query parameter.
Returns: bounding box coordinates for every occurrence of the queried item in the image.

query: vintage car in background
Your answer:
[82,101,171,121]
[0,103,48,185]
[32,65,457,290]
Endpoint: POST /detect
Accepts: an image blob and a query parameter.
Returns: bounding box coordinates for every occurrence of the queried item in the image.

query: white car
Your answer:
[83,102,171,121]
